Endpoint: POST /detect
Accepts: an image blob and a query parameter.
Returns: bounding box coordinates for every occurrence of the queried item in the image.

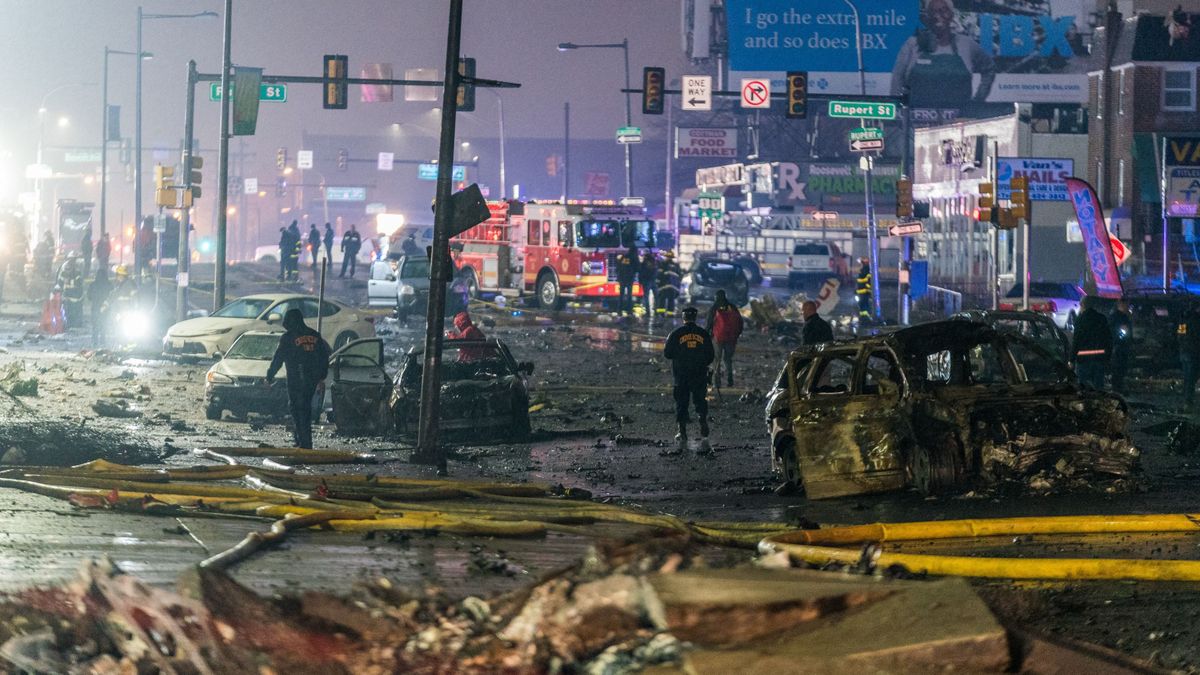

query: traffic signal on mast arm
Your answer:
[323,54,348,110]
[276,147,287,170]
[456,57,476,112]
[895,177,913,218]
[154,164,176,208]
[185,154,203,199]
[1009,175,1029,220]
[976,181,996,224]
[642,67,664,115]
[786,71,808,119]
[336,148,348,171]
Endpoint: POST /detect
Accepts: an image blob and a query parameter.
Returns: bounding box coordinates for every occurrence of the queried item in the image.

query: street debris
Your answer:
[91,398,143,418]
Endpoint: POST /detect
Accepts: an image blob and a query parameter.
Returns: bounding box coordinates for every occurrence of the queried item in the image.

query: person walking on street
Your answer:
[339,224,362,278]
[276,227,290,281]
[639,250,657,315]
[1178,304,1200,409]
[656,251,681,316]
[265,309,332,449]
[615,245,637,316]
[706,290,744,387]
[86,272,111,348]
[286,221,303,280]
[323,223,334,264]
[1072,296,1111,390]
[401,232,421,256]
[95,234,110,280]
[80,225,93,279]
[1110,300,1133,393]
[307,224,322,271]
[664,306,715,452]
[801,300,834,345]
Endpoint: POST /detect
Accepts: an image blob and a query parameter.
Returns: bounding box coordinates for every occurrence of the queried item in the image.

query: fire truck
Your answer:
[452,200,655,308]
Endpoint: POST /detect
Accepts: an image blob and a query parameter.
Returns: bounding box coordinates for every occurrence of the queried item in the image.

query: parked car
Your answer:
[1000,282,1084,330]
[163,294,375,359]
[1091,290,1200,374]
[681,258,750,307]
[203,331,290,420]
[764,321,1137,499]
[327,337,533,440]
[368,255,432,311]
[951,309,1071,363]
[787,241,838,289]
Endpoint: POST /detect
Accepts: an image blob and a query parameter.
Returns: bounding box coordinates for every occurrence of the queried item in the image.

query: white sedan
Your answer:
[163,293,375,359]
[1001,282,1084,330]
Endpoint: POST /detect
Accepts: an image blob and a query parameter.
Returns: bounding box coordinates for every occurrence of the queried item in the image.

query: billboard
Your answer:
[675,128,738,159]
[1166,137,1200,218]
[727,0,1094,119]
[997,157,1073,201]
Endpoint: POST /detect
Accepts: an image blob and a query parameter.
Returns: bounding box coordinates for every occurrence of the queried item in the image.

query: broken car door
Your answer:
[791,348,865,499]
[329,337,390,435]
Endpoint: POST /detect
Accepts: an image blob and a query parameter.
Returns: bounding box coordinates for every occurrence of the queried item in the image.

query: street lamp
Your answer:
[557,39,633,198]
[34,82,94,243]
[482,89,508,199]
[102,47,152,244]
[135,7,217,250]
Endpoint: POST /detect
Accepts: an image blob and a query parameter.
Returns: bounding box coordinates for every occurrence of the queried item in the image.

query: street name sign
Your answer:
[850,127,884,142]
[324,186,367,202]
[828,101,896,120]
[740,78,770,109]
[209,83,287,102]
[682,75,712,111]
[296,150,313,169]
[616,126,643,144]
[888,221,924,237]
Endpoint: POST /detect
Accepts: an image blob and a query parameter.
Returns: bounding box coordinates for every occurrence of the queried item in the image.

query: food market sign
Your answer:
[676,128,738,159]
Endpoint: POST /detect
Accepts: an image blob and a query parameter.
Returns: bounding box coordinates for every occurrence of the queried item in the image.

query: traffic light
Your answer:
[336,148,348,171]
[185,155,204,199]
[642,66,664,115]
[276,147,287,170]
[977,181,995,224]
[1009,175,1029,220]
[456,57,476,113]
[786,71,808,119]
[323,54,348,110]
[154,164,176,208]
[895,177,913,218]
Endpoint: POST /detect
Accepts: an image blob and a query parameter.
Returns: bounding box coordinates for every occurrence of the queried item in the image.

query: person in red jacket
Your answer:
[447,311,487,361]
[706,290,744,387]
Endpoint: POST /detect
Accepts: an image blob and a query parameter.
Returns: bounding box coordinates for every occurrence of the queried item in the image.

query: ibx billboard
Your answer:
[727,0,1095,122]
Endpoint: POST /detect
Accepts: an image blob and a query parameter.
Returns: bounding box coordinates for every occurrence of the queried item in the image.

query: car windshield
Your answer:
[212,298,273,319]
[991,318,1067,360]
[402,344,513,384]
[575,220,622,248]
[621,219,656,248]
[224,334,279,360]
[1007,282,1080,300]
[399,258,430,279]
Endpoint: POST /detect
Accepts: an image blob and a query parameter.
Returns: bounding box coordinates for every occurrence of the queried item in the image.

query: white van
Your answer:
[787,241,834,288]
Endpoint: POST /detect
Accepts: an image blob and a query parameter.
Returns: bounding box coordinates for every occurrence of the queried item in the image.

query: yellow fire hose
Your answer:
[759,514,1200,581]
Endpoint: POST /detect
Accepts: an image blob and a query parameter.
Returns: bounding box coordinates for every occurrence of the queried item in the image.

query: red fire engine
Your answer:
[452,200,655,308]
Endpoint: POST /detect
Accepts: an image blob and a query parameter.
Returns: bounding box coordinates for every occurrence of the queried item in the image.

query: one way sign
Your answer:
[682,75,712,111]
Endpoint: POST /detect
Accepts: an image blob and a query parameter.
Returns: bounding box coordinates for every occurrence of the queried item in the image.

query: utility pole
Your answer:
[214,0,232,311]
[842,0,882,321]
[135,6,143,258]
[562,102,570,201]
[414,0,465,474]
[178,60,196,324]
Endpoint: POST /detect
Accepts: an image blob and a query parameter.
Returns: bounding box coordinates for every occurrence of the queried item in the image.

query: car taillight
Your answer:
[1031,302,1049,312]
[999,302,1015,311]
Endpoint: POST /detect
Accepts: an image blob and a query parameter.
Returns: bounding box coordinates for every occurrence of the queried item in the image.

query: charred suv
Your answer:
[327,337,533,440]
[765,321,1137,499]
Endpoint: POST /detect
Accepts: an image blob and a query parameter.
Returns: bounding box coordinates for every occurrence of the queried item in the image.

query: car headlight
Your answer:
[399,284,415,295]
[206,371,233,384]
[204,327,233,336]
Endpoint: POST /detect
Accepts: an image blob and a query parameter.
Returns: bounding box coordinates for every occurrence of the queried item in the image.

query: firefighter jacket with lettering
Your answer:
[663,322,715,384]
[267,325,332,391]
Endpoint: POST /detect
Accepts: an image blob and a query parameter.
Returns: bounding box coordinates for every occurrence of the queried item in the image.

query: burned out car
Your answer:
[765,321,1137,499]
[327,337,533,440]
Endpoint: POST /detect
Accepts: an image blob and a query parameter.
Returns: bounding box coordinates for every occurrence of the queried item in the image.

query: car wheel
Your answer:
[911,439,961,497]
[205,401,222,421]
[779,439,801,488]
[511,398,531,441]
[464,269,480,300]
[334,331,357,349]
[537,273,562,309]
[737,258,763,285]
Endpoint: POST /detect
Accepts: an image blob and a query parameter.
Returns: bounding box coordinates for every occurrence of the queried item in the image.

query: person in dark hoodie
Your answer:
[1071,296,1112,390]
[663,306,715,452]
[265,309,331,449]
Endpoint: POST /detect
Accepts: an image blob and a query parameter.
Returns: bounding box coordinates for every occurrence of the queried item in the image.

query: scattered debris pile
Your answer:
[0,419,171,467]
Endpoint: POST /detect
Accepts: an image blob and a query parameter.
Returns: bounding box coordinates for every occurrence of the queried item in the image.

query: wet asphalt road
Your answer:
[2,263,1200,670]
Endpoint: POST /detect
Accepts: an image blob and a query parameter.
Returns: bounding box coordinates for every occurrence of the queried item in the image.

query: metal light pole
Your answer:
[135,7,216,278]
[841,0,882,321]
[484,89,507,199]
[214,0,233,311]
[178,59,198,324]
[557,40,633,198]
[102,48,149,244]
[34,82,92,243]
